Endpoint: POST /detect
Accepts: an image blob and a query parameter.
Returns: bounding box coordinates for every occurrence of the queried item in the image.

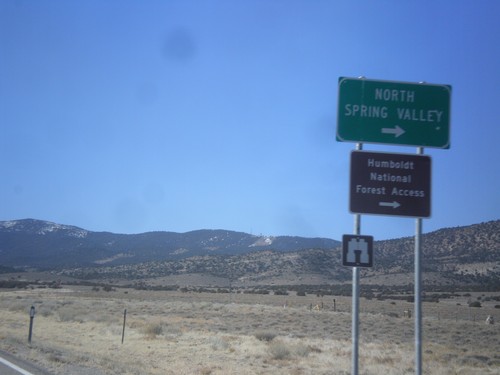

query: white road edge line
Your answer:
[0,356,35,375]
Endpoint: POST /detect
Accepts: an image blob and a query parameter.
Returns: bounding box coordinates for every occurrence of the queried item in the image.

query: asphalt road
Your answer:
[0,350,52,375]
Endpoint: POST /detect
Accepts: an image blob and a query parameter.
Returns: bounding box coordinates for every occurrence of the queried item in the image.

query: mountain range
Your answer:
[1,219,499,288]
[0,219,339,268]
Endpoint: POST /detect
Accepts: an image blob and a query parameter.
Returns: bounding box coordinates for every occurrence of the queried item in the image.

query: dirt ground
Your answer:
[0,286,499,375]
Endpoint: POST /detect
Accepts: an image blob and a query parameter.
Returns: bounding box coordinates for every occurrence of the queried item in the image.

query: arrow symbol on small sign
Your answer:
[381,125,405,138]
[379,201,401,209]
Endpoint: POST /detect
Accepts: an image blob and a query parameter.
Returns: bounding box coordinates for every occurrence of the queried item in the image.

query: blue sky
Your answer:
[1,1,499,240]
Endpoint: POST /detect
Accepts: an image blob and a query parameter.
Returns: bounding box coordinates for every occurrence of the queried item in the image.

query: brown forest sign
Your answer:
[350,150,431,218]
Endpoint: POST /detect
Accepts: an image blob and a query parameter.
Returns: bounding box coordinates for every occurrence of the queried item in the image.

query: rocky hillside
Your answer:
[374,220,499,274]
[56,220,500,289]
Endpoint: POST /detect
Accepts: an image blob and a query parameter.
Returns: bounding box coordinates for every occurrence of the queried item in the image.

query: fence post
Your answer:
[122,309,127,344]
[28,305,35,343]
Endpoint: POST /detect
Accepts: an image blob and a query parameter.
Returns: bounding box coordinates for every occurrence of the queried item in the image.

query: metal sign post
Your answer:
[415,147,424,375]
[352,143,362,375]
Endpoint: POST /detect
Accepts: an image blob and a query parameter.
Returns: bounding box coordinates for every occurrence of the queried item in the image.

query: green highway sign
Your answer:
[337,77,451,148]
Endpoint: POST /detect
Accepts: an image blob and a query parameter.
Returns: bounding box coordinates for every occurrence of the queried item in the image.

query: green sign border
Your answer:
[337,77,451,149]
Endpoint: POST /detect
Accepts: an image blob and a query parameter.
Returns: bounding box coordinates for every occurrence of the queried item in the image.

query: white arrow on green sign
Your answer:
[337,77,451,149]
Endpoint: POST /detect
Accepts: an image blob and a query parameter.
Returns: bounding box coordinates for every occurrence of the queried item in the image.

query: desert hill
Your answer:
[1,219,498,289]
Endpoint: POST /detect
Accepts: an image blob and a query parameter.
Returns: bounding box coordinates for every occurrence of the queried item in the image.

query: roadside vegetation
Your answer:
[0,285,499,374]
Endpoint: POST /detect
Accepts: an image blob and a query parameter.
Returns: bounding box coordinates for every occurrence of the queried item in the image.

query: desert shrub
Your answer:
[142,322,165,338]
[494,305,500,309]
[163,324,182,339]
[294,344,311,357]
[57,310,79,322]
[269,341,291,360]
[363,291,374,300]
[255,331,277,342]
[307,345,322,354]
[468,301,481,308]
[48,350,68,364]
[457,355,490,367]
[274,290,289,296]
[39,307,54,317]
[244,289,269,295]
[0,280,30,289]
[199,367,214,375]
[56,303,86,323]
[209,336,229,351]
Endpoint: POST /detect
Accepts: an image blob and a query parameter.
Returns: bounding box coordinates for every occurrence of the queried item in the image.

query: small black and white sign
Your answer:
[342,234,374,268]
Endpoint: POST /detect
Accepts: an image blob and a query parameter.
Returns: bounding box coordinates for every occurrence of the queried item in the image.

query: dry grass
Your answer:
[0,287,499,374]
